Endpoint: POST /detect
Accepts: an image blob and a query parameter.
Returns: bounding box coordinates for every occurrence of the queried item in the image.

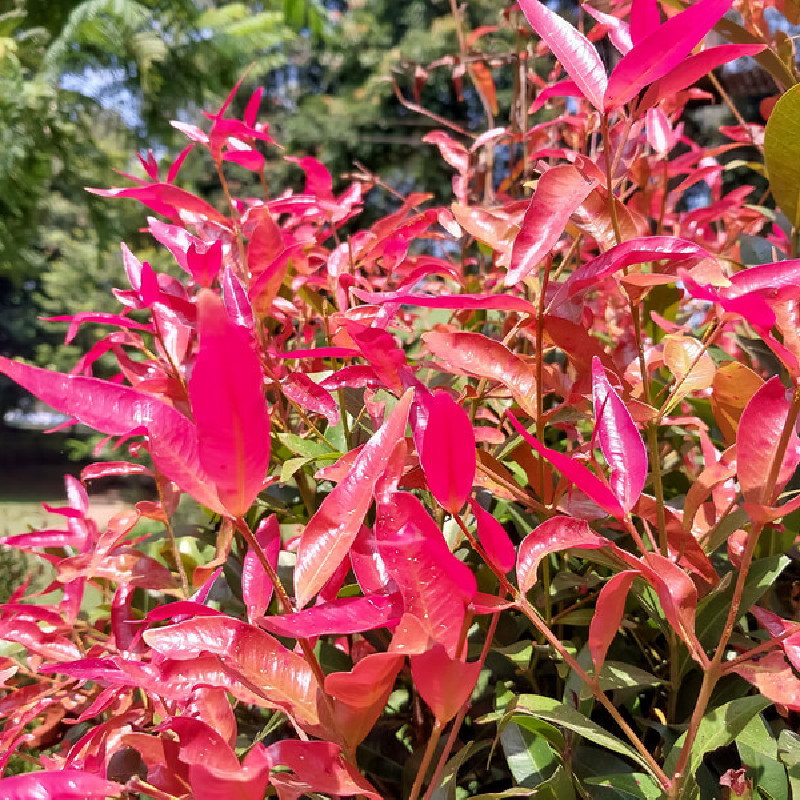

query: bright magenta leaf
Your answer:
[410,644,482,722]
[261,593,402,638]
[604,0,735,110]
[282,373,339,426]
[630,0,660,43]
[737,376,800,505]
[188,289,270,517]
[294,389,413,609]
[591,358,647,513]
[588,570,638,674]
[507,411,625,518]
[241,515,281,624]
[0,356,223,513]
[517,0,607,111]
[640,44,766,110]
[506,165,596,286]
[469,498,516,573]
[420,391,476,513]
[517,515,612,595]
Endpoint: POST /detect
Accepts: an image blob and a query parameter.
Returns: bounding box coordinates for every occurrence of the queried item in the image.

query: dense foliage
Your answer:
[5,0,800,797]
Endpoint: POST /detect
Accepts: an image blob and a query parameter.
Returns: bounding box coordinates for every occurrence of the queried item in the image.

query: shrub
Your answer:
[2,1,800,798]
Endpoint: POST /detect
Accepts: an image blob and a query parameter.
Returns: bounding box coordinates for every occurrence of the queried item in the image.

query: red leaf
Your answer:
[0,356,223,513]
[242,515,281,623]
[0,771,121,799]
[265,740,380,799]
[517,0,608,111]
[517,515,612,595]
[471,62,498,115]
[410,644,482,722]
[424,330,537,416]
[737,376,800,505]
[377,492,476,656]
[419,391,476,513]
[282,373,339,426]
[638,552,700,656]
[529,79,583,114]
[188,290,270,516]
[422,131,469,173]
[294,390,413,608]
[469,498,516,573]
[507,411,625,519]
[143,616,320,728]
[604,0,735,111]
[591,358,647,513]
[589,570,637,673]
[506,165,596,286]
[246,207,284,277]
[732,651,800,711]
[351,288,535,316]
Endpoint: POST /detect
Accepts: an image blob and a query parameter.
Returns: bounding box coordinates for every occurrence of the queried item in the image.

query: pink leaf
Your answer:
[186,239,223,288]
[518,0,608,111]
[506,165,596,286]
[0,771,121,799]
[419,391,476,514]
[589,570,638,673]
[507,411,625,518]
[410,645,482,722]
[294,390,413,608]
[282,373,339,426]
[469,498,516,573]
[0,357,223,513]
[188,290,270,516]
[246,208,284,277]
[261,593,402,638]
[604,0,735,111]
[529,79,584,114]
[242,515,281,623]
[732,651,800,711]
[737,376,800,505]
[88,183,229,227]
[591,358,647,513]
[517,515,612,595]
[377,492,476,656]
[584,6,633,53]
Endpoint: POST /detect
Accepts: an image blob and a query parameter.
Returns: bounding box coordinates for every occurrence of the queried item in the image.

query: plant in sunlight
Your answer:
[5,0,800,797]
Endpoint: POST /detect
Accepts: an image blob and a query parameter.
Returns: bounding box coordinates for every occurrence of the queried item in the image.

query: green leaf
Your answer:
[276,432,336,458]
[430,740,489,800]
[778,730,800,798]
[500,721,559,788]
[583,773,664,799]
[684,556,790,676]
[584,662,663,699]
[280,456,314,483]
[765,85,800,229]
[514,695,657,778]
[736,715,788,800]
[664,696,772,780]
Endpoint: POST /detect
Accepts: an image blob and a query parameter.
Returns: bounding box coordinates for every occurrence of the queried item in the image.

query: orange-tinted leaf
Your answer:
[711,362,764,447]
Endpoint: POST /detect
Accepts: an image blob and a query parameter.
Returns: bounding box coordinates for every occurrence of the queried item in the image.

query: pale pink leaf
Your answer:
[518,0,608,111]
